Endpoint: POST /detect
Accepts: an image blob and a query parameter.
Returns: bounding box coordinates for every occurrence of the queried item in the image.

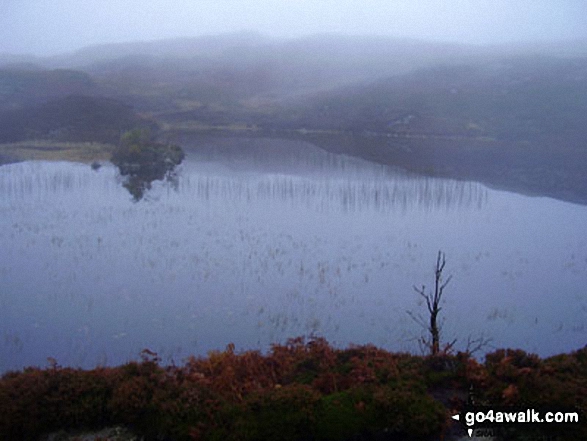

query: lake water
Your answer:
[1,138,586,372]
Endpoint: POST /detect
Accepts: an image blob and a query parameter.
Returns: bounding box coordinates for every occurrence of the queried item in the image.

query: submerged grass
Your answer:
[1,338,585,441]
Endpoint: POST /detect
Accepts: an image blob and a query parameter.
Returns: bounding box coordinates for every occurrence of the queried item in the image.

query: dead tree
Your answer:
[408,251,455,356]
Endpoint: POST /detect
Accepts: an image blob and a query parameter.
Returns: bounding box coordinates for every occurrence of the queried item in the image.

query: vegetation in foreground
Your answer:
[1,338,585,441]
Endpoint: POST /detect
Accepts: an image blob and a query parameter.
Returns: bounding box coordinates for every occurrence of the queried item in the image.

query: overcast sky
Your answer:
[2,0,587,56]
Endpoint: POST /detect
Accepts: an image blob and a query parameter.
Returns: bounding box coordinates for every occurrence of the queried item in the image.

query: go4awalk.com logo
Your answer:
[451,406,581,438]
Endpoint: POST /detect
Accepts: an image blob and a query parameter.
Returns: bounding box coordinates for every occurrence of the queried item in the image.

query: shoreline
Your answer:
[2,132,586,207]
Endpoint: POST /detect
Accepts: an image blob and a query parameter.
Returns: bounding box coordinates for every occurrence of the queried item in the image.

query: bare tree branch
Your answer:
[406,309,428,330]
[407,251,453,356]
[465,333,494,356]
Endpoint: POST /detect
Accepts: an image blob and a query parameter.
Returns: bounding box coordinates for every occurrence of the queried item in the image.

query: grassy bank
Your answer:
[1,338,585,441]
[0,140,114,165]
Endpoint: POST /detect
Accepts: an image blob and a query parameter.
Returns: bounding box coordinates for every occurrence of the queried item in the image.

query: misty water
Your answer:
[1,138,586,373]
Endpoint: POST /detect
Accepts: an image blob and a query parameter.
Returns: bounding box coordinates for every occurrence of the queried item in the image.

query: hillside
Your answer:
[0,68,97,110]
[272,56,587,140]
[0,94,145,144]
[60,34,492,114]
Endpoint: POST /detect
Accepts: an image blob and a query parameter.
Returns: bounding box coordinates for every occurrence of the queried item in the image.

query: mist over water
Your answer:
[1,139,586,372]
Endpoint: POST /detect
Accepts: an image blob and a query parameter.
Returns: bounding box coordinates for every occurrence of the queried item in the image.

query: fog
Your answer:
[1,0,586,56]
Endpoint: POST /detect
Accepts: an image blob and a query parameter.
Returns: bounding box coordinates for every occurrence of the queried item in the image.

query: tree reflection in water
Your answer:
[110,129,184,201]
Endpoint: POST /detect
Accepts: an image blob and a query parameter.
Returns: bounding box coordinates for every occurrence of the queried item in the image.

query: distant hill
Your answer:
[271,56,587,142]
[0,94,144,144]
[6,34,586,120]
[39,34,495,113]
[0,53,40,69]
[0,68,97,110]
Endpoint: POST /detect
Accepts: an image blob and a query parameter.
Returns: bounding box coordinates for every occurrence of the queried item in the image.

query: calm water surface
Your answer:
[1,138,586,372]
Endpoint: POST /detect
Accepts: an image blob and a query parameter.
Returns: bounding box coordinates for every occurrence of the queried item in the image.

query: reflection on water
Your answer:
[0,149,486,212]
[110,135,185,201]
[0,163,102,199]
[0,139,586,373]
[176,172,487,213]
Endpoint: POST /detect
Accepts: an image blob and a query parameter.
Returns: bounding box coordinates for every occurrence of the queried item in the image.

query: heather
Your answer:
[1,338,585,440]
